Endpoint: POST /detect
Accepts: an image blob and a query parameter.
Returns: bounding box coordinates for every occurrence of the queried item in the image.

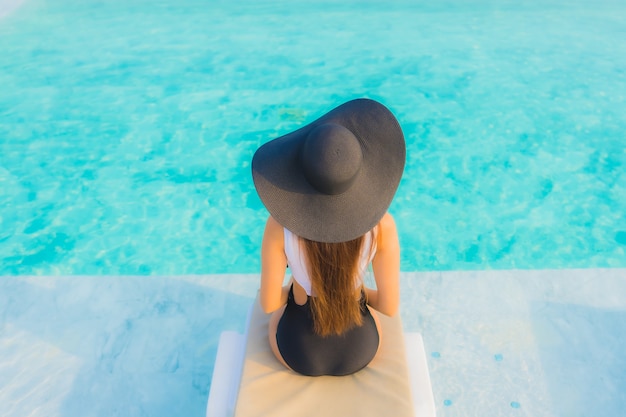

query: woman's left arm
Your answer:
[259,216,288,313]
[368,213,400,316]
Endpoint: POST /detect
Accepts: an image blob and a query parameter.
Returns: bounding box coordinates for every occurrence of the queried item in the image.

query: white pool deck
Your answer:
[1,268,625,417]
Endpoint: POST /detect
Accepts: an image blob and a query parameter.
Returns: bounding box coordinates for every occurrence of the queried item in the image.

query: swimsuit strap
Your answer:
[287,283,309,308]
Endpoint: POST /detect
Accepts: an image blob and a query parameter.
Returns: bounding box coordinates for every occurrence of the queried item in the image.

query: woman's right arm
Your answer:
[367,212,400,316]
[259,216,289,313]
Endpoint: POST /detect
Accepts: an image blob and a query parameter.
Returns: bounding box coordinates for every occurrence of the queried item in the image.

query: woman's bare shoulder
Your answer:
[378,212,398,235]
[376,212,398,248]
[263,215,284,243]
[266,215,282,229]
[379,212,396,229]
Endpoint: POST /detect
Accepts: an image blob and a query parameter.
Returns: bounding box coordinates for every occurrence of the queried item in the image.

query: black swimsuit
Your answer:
[276,284,380,376]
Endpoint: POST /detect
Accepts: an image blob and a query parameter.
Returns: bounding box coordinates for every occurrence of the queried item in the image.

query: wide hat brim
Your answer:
[252,98,406,243]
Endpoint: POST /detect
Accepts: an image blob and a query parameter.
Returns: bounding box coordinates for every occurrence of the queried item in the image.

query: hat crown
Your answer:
[301,123,363,195]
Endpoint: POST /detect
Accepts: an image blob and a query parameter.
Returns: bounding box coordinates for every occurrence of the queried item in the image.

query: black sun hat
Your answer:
[251,98,405,243]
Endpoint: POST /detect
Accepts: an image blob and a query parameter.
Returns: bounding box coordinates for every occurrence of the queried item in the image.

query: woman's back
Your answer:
[261,213,400,376]
[283,227,375,297]
[286,227,376,336]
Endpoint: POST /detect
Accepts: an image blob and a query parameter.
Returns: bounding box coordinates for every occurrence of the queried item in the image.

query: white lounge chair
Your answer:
[207,299,436,417]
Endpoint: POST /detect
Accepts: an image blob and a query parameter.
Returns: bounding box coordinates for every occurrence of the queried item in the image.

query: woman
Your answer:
[251,98,406,376]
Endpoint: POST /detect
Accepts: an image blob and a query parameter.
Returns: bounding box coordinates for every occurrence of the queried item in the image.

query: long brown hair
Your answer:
[301,233,371,336]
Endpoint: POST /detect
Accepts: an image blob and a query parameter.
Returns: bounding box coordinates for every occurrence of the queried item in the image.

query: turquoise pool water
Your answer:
[1,0,625,276]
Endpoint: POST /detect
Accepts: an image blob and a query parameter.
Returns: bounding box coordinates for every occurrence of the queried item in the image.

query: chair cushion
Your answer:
[234,298,415,417]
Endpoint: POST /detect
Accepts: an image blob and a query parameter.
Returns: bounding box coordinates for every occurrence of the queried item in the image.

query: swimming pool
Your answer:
[1,0,625,275]
[1,0,625,416]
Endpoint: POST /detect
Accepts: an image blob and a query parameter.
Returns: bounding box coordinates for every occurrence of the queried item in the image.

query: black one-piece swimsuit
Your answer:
[276,284,380,376]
